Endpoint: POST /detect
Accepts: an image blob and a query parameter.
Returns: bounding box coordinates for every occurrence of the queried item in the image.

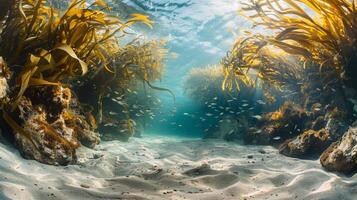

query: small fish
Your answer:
[273,136,281,140]
[242,104,249,107]
[252,115,262,120]
[227,99,234,103]
[104,123,114,127]
[183,113,189,116]
[254,129,262,134]
[256,100,266,105]
[109,111,118,115]
[213,97,218,101]
[206,113,213,117]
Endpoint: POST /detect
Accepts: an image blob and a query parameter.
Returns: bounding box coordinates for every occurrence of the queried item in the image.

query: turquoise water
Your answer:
[113,0,250,137]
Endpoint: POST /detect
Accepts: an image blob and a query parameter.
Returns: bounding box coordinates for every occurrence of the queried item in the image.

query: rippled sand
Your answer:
[0,135,356,200]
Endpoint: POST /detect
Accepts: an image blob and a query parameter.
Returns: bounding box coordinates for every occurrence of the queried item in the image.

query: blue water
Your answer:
[116,0,250,137]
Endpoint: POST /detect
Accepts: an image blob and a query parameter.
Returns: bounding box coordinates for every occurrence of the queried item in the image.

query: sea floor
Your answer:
[0,135,356,200]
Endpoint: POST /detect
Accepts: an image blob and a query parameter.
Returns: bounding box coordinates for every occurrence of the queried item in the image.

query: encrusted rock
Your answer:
[14,99,78,165]
[279,129,331,158]
[8,86,100,165]
[324,107,349,141]
[320,127,357,174]
[244,102,308,145]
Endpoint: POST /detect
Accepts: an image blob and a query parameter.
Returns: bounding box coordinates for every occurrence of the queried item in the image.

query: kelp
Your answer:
[223,0,357,106]
[76,39,169,137]
[0,0,152,108]
[185,65,230,104]
[0,0,158,162]
[231,0,357,87]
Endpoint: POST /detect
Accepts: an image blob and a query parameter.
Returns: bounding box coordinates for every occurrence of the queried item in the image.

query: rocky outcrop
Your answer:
[279,129,332,158]
[244,102,309,145]
[6,86,100,165]
[320,127,357,174]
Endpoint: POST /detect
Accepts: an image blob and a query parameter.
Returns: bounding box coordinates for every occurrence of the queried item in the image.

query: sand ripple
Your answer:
[1,136,356,200]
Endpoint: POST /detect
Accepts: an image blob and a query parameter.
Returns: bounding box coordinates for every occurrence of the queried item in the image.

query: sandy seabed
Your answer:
[0,135,356,200]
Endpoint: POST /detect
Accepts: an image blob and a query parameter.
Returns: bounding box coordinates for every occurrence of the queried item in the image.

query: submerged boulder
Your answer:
[279,129,332,158]
[6,86,99,165]
[244,102,309,145]
[324,108,349,141]
[320,127,357,174]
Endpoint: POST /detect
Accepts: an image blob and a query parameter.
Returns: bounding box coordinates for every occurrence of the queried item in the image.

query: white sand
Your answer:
[0,135,356,200]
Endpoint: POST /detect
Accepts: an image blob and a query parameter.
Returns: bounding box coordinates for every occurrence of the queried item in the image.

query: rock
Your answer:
[320,127,357,174]
[244,102,309,145]
[279,129,332,158]
[8,86,100,165]
[324,108,349,141]
[14,99,78,165]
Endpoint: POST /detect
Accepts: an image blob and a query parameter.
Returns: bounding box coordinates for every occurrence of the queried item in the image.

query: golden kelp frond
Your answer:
[222,35,304,93]
[115,40,167,83]
[221,36,265,91]
[240,0,357,78]
[0,0,152,107]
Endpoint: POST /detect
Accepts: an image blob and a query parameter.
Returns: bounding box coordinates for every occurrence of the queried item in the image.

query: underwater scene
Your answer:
[0,0,357,199]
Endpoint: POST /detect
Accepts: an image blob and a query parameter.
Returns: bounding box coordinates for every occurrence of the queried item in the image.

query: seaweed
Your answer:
[0,0,162,164]
[224,0,357,91]
[219,1,357,159]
